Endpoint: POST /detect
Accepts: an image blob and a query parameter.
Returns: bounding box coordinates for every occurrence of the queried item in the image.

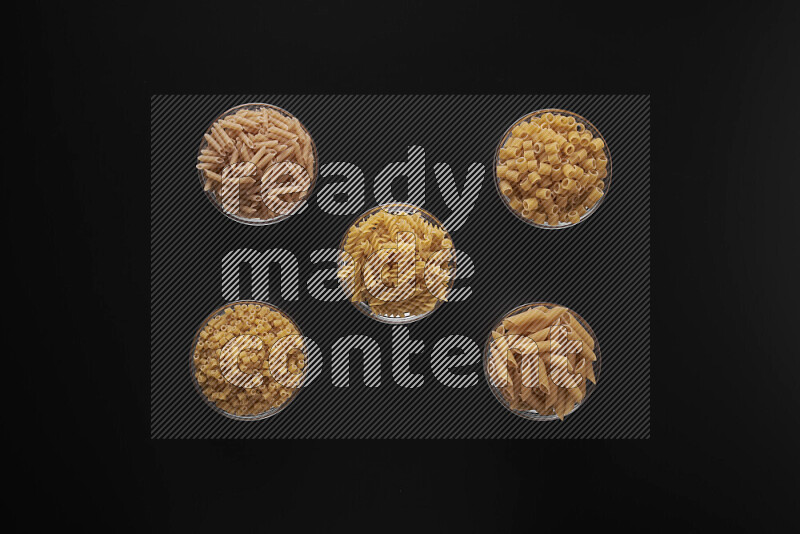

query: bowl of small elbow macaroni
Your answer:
[196,103,318,225]
[337,203,456,324]
[483,302,601,420]
[494,109,612,229]
[191,300,308,420]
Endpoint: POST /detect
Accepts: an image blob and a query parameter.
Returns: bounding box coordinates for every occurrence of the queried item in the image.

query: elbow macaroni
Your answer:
[495,110,610,227]
[192,302,306,418]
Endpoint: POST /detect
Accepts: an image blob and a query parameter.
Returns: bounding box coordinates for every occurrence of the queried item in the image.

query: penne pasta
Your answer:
[197,104,316,222]
[486,303,599,419]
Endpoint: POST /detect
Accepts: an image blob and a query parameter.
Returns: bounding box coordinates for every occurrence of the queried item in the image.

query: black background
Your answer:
[11,0,799,531]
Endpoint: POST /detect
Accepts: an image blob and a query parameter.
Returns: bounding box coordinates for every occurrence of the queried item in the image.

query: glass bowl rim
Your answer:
[336,202,455,324]
[493,108,613,230]
[481,300,602,421]
[189,299,308,421]
[196,102,319,227]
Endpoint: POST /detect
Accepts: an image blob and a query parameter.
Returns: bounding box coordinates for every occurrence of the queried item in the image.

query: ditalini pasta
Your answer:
[338,204,454,322]
[484,303,600,420]
[495,110,610,227]
[197,104,316,223]
[192,301,306,418]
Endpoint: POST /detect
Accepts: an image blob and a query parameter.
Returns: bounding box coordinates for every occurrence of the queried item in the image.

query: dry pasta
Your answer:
[496,111,610,227]
[197,105,316,222]
[338,205,454,320]
[486,304,599,420]
[193,302,306,417]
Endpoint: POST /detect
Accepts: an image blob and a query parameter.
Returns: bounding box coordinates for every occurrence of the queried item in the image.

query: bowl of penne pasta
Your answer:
[190,300,309,420]
[337,203,456,324]
[483,302,601,420]
[196,103,318,226]
[494,109,612,229]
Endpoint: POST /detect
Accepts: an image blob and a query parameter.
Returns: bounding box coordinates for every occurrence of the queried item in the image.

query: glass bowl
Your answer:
[196,102,318,226]
[190,300,308,420]
[494,109,612,229]
[337,203,455,324]
[482,301,601,420]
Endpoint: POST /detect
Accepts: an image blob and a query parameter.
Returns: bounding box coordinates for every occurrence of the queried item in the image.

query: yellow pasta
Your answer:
[197,104,316,223]
[585,186,604,208]
[486,303,599,420]
[496,110,610,226]
[531,212,546,224]
[193,302,306,418]
[338,205,454,321]
[514,175,530,191]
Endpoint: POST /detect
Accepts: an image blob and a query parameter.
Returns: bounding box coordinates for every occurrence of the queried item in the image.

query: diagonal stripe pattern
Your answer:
[151,94,650,439]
